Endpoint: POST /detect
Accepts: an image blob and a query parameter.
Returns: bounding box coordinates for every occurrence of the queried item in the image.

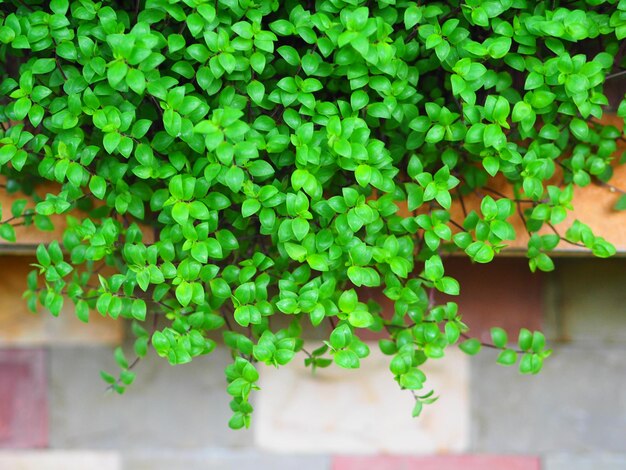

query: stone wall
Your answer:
[0,254,625,469]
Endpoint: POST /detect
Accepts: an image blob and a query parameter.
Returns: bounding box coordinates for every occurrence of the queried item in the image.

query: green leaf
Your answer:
[172,202,189,225]
[107,61,128,87]
[210,278,231,299]
[126,68,146,95]
[412,400,423,417]
[176,282,193,307]
[405,6,422,29]
[351,90,369,110]
[518,328,533,351]
[355,165,372,187]
[425,125,445,143]
[338,290,358,312]
[483,156,499,177]
[75,299,89,322]
[114,347,129,369]
[89,175,107,199]
[0,145,16,165]
[285,242,307,261]
[250,51,266,73]
[334,349,359,369]
[434,276,460,295]
[0,224,16,243]
[496,349,517,366]
[406,183,424,211]
[307,253,328,271]
[569,118,589,141]
[131,299,147,321]
[466,241,494,263]
[103,132,121,154]
[614,194,626,211]
[292,217,309,241]
[480,195,498,220]
[13,97,31,120]
[368,103,390,119]
[347,266,380,287]
[490,327,507,348]
[445,322,460,344]
[400,369,425,389]
[329,324,352,349]
[247,80,265,104]
[241,199,261,217]
[224,166,244,193]
[459,338,481,355]
[489,37,511,58]
[348,309,374,328]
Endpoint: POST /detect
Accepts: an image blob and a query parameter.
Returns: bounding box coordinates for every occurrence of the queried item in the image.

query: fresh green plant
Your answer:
[1,0,624,428]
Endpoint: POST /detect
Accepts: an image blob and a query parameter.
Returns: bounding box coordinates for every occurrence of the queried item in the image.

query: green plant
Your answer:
[1,0,624,428]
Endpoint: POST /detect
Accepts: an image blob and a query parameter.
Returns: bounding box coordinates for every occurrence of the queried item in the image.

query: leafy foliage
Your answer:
[1,0,624,427]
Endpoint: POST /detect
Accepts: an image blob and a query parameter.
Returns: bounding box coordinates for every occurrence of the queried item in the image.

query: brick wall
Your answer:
[1,254,625,469]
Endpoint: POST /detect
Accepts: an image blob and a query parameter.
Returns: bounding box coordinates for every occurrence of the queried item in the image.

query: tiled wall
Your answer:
[1,255,625,469]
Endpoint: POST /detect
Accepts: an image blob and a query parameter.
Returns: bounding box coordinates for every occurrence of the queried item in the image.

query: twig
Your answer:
[605,69,626,81]
[460,332,525,354]
[455,187,468,218]
[546,222,587,249]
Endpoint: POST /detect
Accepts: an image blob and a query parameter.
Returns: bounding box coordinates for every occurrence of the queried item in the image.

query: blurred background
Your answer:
[1,254,625,470]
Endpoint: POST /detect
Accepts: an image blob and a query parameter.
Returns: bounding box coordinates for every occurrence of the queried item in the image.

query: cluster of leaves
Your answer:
[1,0,625,428]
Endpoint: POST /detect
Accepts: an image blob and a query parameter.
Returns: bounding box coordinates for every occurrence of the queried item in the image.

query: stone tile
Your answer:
[0,349,47,448]
[255,345,469,454]
[0,451,121,469]
[0,256,123,346]
[539,270,561,341]
[554,259,626,343]
[125,450,330,470]
[442,258,544,341]
[545,453,626,470]
[49,346,252,450]
[333,455,540,470]
[470,344,626,453]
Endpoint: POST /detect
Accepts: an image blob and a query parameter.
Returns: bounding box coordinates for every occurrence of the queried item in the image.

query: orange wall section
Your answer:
[2,114,626,255]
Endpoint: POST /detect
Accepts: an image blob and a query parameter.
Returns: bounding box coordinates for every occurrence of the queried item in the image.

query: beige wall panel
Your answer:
[0,256,123,346]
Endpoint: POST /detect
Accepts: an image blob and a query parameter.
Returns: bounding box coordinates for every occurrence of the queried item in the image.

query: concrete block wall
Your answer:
[0,254,625,469]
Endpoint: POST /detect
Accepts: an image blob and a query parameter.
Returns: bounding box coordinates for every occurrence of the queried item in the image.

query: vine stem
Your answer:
[605,69,626,81]
[455,187,468,218]
[106,312,159,392]
[595,179,626,195]
[300,347,314,360]
[545,222,586,249]
[448,218,465,231]
[460,332,525,354]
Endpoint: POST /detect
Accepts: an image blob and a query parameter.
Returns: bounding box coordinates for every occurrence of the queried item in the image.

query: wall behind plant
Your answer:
[1,255,625,470]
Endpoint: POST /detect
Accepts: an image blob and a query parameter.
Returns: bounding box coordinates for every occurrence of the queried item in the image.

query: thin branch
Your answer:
[55,55,68,80]
[515,197,532,237]
[300,347,314,360]
[605,69,626,81]
[460,332,525,354]
[482,186,535,203]
[455,187,468,218]
[449,218,465,231]
[595,179,626,195]
[546,222,587,249]
[221,304,234,331]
